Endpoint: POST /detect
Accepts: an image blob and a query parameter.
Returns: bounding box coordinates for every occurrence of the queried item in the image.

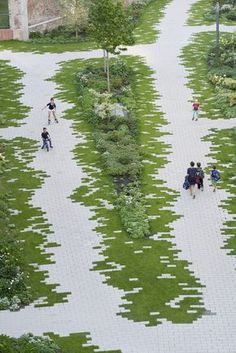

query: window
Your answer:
[0,0,10,29]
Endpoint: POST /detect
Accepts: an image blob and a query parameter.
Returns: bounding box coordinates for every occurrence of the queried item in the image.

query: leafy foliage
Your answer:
[59,0,89,38]
[76,59,149,238]
[207,34,236,118]
[89,0,135,54]
[0,333,62,353]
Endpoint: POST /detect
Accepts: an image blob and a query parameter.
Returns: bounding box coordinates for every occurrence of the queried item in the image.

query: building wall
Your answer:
[8,0,28,40]
[27,0,61,26]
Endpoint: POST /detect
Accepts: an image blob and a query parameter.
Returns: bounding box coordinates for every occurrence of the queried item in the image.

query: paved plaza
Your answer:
[0,0,236,352]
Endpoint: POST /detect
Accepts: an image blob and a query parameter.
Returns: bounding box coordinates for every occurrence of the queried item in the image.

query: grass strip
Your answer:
[49,333,121,353]
[133,0,171,44]
[181,31,235,119]
[0,137,69,307]
[187,0,235,26]
[53,55,204,325]
[0,60,29,127]
[204,128,236,256]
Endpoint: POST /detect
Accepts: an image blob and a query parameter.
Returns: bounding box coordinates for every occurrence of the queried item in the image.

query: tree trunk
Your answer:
[103,49,107,73]
[106,51,110,93]
[75,25,78,39]
[216,2,220,58]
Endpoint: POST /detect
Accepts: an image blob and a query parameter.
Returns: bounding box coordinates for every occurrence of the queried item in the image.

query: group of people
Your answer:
[184,162,221,198]
[41,98,57,152]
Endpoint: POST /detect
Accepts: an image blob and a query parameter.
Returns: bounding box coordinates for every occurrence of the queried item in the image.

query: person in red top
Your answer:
[192,100,200,121]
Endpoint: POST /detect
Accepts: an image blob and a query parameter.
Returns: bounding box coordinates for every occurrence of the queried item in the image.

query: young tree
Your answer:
[60,0,89,38]
[89,0,135,92]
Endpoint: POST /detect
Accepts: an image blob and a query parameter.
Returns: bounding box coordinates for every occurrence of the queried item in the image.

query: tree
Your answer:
[89,0,134,92]
[60,0,89,38]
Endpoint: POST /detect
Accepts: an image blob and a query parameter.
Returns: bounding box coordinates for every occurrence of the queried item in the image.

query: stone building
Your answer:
[0,0,138,41]
[0,0,61,40]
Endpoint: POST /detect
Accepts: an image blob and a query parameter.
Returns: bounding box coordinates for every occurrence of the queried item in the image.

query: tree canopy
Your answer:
[89,0,135,54]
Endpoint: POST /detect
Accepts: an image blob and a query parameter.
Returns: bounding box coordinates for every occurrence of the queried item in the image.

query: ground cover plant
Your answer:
[53,55,204,325]
[0,333,61,353]
[187,0,236,25]
[204,128,236,256]
[181,31,236,119]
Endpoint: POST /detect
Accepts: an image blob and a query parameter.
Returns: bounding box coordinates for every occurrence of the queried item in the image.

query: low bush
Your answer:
[29,25,89,44]
[207,34,236,118]
[76,59,149,238]
[116,185,150,239]
[203,1,236,22]
[0,333,62,353]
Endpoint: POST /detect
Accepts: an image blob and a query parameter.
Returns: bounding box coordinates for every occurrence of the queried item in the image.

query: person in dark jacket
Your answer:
[187,161,197,199]
[196,162,205,191]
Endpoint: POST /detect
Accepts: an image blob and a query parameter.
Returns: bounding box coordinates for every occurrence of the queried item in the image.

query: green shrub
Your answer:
[0,333,62,353]
[76,59,149,238]
[206,34,236,118]
[116,185,150,239]
[226,8,236,20]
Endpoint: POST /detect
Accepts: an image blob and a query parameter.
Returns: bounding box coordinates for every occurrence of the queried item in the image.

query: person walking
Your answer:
[187,161,197,199]
[42,97,58,124]
[211,165,221,192]
[192,100,200,121]
[196,162,205,191]
[41,127,53,151]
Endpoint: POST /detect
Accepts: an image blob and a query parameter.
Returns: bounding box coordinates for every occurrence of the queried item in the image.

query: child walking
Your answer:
[211,166,221,192]
[192,100,200,121]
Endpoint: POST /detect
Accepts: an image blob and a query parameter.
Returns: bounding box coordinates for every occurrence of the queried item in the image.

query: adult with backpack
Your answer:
[211,166,220,192]
[187,161,197,199]
[196,162,204,191]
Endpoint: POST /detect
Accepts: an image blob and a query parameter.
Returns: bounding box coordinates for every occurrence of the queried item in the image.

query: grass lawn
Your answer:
[48,333,121,353]
[0,60,29,127]
[134,0,171,44]
[52,56,204,326]
[181,31,234,119]
[204,128,236,257]
[187,0,235,26]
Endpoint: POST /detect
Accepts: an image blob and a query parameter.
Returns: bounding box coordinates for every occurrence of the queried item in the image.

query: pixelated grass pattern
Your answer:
[53,56,204,325]
[1,137,69,306]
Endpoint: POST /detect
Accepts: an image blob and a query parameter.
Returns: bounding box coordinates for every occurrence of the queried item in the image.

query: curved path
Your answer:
[0,0,236,352]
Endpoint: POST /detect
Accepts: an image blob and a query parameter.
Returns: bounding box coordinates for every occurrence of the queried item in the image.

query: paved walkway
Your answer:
[0,0,236,352]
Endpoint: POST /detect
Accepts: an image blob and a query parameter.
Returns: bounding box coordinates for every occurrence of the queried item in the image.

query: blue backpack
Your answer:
[211,169,220,181]
[183,177,190,190]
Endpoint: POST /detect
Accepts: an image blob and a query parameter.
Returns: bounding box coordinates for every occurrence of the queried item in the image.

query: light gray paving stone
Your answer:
[0,0,236,352]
